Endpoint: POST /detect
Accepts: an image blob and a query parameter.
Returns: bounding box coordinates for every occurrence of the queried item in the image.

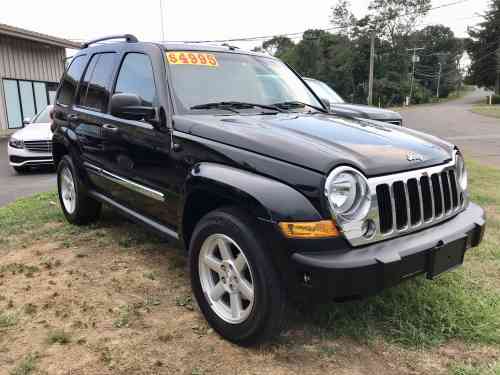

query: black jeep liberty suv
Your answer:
[52,35,486,345]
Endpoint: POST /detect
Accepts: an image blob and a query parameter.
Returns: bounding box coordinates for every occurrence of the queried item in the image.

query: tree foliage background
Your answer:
[255,0,465,107]
[466,0,500,94]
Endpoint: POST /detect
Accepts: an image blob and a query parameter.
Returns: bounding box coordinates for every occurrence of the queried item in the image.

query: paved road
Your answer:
[0,138,56,207]
[400,88,500,166]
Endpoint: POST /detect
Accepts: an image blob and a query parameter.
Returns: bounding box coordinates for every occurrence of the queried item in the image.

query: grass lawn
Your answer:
[0,160,499,374]
[471,105,500,119]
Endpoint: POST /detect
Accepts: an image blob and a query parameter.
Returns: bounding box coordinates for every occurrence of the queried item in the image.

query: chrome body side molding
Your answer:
[83,162,164,202]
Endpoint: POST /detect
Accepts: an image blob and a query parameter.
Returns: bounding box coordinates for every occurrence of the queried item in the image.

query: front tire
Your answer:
[189,207,286,345]
[57,155,101,225]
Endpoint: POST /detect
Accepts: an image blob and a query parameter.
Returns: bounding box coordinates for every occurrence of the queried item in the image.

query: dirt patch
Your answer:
[1,229,498,375]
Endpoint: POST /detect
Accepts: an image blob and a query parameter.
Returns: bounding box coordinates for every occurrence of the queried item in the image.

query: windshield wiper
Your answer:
[272,101,327,113]
[190,101,284,113]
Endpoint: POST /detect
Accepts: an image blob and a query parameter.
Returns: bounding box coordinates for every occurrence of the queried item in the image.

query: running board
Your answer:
[88,190,180,241]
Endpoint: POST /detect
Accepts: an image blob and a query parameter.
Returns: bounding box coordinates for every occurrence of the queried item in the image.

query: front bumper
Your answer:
[290,202,485,300]
[8,144,53,167]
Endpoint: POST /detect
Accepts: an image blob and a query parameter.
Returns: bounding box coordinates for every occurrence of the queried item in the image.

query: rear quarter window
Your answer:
[76,53,117,112]
[56,55,87,106]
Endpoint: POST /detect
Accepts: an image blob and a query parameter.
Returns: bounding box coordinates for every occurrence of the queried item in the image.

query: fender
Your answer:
[52,127,90,187]
[184,162,323,223]
[52,127,81,163]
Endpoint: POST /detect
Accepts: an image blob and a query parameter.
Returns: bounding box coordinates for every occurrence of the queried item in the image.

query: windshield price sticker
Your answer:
[166,52,218,67]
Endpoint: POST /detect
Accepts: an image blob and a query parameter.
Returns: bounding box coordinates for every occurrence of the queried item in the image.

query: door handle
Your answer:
[102,124,119,132]
[68,114,79,121]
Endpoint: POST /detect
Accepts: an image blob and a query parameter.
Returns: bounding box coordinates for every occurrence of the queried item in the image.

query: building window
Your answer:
[2,79,58,129]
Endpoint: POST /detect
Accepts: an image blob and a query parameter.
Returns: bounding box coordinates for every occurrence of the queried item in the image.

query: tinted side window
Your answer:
[115,53,156,106]
[57,55,87,106]
[76,55,98,107]
[77,53,116,112]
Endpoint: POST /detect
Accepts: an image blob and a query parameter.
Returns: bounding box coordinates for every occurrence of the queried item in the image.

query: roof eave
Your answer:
[0,23,80,49]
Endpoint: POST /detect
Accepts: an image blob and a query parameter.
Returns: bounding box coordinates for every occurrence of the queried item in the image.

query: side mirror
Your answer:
[110,93,157,123]
[320,98,331,112]
[23,117,31,125]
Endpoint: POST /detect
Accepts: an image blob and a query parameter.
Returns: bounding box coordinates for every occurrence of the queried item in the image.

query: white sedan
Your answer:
[8,105,54,173]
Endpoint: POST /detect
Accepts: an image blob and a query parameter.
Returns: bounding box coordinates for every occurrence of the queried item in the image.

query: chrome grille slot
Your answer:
[442,171,452,213]
[431,174,443,217]
[449,170,459,208]
[24,140,52,153]
[407,178,421,225]
[393,181,408,229]
[420,175,433,221]
[376,184,392,233]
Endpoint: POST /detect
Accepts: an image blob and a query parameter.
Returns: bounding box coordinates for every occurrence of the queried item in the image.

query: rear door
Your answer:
[72,52,119,193]
[53,54,88,141]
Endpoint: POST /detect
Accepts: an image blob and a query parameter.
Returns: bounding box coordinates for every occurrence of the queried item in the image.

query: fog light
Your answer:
[362,219,376,238]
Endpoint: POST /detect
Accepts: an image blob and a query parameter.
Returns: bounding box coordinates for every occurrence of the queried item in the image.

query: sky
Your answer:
[0,0,491,51]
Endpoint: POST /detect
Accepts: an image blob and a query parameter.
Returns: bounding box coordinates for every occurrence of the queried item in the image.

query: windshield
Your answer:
[166,51,322,113]
[31,106,52,124]
[305,79,344,104]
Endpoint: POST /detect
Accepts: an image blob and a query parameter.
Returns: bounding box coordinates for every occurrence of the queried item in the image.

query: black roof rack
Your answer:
[81,34,138,49]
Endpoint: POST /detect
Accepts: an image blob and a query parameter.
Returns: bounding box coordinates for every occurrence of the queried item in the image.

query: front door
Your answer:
[103,52,177,228]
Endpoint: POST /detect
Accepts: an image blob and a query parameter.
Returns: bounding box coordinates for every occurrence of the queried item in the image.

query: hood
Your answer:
[11,122,52,141]
[332,104,402,121]
[174,113,453,176]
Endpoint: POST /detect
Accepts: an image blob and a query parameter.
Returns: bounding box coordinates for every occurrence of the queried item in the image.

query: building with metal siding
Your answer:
[0,23,79,131]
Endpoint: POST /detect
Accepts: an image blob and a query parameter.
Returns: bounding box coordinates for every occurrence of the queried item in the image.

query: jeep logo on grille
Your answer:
[407,152,425,162]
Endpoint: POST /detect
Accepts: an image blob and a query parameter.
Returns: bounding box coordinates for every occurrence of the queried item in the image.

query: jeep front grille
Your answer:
[376,169,463,234]
[24,140,52,153]
[340,151,467,247]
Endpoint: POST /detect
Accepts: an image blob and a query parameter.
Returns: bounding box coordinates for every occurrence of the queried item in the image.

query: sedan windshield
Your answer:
[305,79,344,104]
[166,51,322,113]
[31,106,52,124]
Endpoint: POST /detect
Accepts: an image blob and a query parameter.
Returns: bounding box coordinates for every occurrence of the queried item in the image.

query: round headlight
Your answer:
[456,154,468,191]
[324,167,371,222]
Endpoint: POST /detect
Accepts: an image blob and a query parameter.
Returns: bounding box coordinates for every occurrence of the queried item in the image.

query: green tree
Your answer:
[368,0,431,45]
[411,25,464,97]
[467,0,500,93]
[262,36,295,57]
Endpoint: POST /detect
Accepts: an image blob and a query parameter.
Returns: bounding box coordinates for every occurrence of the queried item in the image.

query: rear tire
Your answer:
[57,155,101,225]
[189,207,286,345]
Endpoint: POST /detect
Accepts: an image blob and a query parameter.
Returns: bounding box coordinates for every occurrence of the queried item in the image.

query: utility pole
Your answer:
[407,47,425,104]
[368,31,375,106]
[159,0,166,42]
[496,47,500,95]
[436,62,442,98]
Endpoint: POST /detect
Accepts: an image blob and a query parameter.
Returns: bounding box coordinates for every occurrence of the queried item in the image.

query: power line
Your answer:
[171,0,472,44]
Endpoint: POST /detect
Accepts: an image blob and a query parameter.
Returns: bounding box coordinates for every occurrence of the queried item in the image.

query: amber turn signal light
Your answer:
[278,220,339,239]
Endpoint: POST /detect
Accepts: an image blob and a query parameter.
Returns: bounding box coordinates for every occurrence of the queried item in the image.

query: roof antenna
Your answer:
[159,0,166,42]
